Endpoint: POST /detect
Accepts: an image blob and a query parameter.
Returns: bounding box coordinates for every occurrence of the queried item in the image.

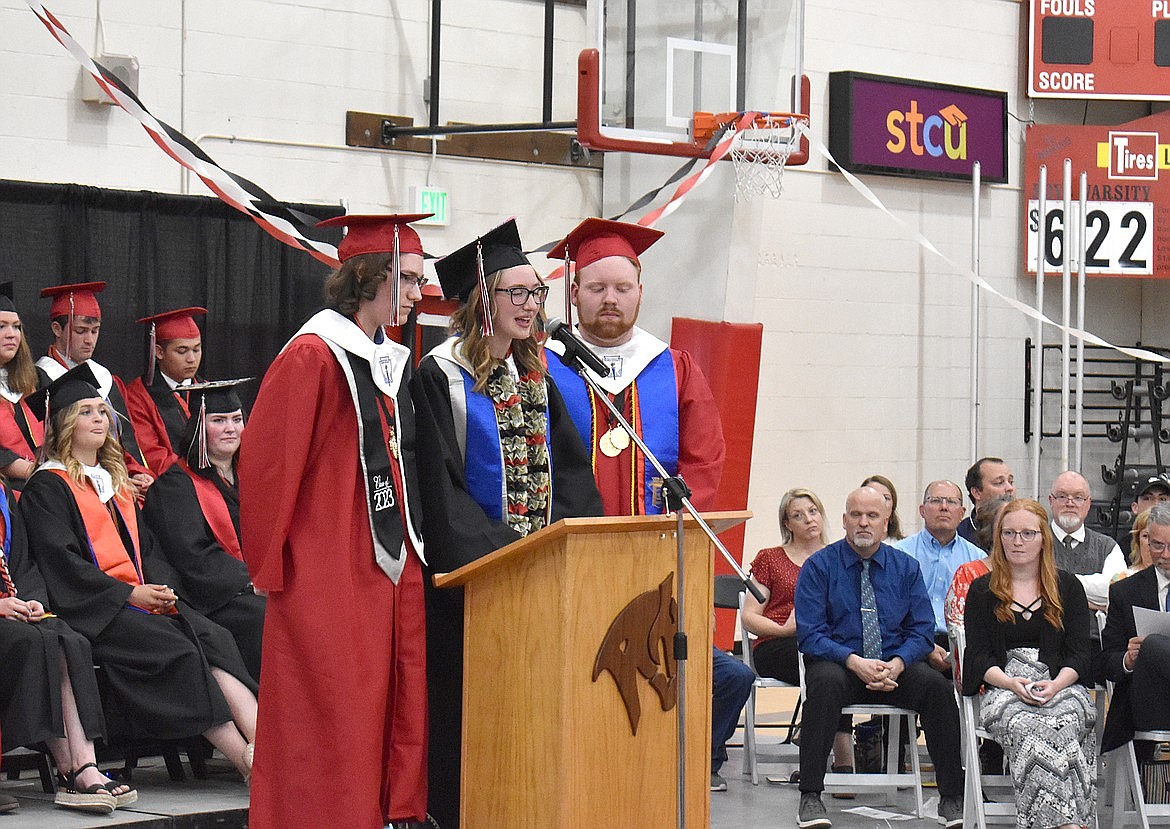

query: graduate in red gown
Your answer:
[122,307,207,478]
[544,219,725,515]
[35,282,154,497]
[411,219,603,829]
[0,286,43,488]
[238,214,430,829]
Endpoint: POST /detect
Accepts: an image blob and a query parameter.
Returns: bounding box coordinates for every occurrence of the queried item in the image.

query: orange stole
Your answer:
[48,468,148,589]
[178,460,243,561]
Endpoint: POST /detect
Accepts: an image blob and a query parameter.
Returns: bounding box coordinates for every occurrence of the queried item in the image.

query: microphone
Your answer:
[546,317,610,378]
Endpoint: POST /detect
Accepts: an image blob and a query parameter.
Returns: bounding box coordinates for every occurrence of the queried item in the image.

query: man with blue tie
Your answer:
[1099,501,1170,759]
[794,487,964,828]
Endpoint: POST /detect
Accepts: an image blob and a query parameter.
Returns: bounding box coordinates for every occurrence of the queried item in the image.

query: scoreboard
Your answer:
[1030,0,1170,99]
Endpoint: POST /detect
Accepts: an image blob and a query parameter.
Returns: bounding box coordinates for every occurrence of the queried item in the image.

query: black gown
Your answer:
[142,463,265,683]
[0,484,106,751]
[19,470,256,743]
[411,353,604,829]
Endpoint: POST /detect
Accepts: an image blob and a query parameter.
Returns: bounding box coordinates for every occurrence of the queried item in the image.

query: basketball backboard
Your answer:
[579,0,807,161]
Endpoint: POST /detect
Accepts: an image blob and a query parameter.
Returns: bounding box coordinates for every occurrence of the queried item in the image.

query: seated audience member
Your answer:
[1047,471,1126,610]
[963,499,1097,829]
[122,308,207,477]
[859,474,904,541]
[1,477,137,814]
[895,480,983,669]
[0,289,43,488]
[710,647,753,792]
[959,457,1015,544]
[743,488,854,775]
[794,487,963,829]
[973,494,1013,553]
[142,379,264,683]
[1099,502,1170,762]
[1125,510,1155,573]
[19,366,257,779]
[1131,474,1170,520]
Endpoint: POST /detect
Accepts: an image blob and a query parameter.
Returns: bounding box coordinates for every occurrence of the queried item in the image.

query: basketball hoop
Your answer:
[721,112,808,201]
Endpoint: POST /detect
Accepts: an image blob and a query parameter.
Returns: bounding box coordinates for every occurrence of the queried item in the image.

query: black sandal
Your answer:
[54,763,115,814]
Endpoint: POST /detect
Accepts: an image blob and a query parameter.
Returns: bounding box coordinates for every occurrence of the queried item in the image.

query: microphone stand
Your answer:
[571,362,764,829]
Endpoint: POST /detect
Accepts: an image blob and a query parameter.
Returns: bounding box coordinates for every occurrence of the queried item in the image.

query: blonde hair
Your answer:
[450,268,547,394]
[1130,509,1152,568]
[777,488,829,546]
[988,499,1064,629]
[44,399,133,500]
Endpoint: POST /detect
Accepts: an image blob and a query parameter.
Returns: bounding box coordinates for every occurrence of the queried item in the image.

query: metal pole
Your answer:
[1061,159,1072,471]
[693,0,703,124]
[793,0,804,113]
[1076,171,1088,471]
[1033,165,1047,498]
[736,0,747,111]
[542,0,554,123]
[970,161,981,463]
[625,0,636,129]
[429,0,441,129]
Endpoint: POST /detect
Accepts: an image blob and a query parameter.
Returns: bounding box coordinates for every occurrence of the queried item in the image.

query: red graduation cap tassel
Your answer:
[145,321,157,385]
[563,250,573,326]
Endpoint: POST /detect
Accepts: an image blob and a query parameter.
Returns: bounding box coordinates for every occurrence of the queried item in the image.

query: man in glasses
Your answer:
[544,218,725,517]
[1048,470,1126,611]
[1099,501,1170,764]
[894,480,983,670]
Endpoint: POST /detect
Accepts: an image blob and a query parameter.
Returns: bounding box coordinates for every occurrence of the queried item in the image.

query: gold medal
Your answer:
[609,427,630,451]
[599,429,621,457]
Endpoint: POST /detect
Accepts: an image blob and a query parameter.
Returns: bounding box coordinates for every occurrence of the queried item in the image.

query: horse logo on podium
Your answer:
[592,573,679,735]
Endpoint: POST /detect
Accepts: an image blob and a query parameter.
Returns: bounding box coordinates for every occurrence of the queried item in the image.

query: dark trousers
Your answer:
[798,656,964,798]
[712,647,755,773]
[1133,633,1170,733]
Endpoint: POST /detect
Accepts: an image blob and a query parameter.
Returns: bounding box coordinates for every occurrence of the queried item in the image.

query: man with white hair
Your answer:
[1048,470,1126,610]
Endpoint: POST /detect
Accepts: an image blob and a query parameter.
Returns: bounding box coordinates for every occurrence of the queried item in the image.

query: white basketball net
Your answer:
[729,114,806,202]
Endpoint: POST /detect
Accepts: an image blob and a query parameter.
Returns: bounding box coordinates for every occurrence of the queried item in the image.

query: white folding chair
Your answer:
[738,591,800,785]
[798,651,924,817]
[952,627,1017,829]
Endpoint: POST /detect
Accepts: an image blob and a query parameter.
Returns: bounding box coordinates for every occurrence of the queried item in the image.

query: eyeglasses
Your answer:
[1147,538,1170,554]
[383,270,429,289]
[1049,493,1089,504]
[495,285,550,306]
[924,496,961,507]
[1000,529,1041,542]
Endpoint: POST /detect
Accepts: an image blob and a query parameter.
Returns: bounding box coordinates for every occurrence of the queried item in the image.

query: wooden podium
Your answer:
[434,510,750,828]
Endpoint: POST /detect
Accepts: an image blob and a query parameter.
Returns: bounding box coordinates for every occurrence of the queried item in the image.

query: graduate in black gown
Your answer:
[18,365,258,779]
[410,219,604,829]
[0,477,137,813]
[142,379,264,683]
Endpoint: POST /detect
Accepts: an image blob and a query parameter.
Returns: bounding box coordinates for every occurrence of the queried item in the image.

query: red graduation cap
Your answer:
[137,307,207,342]
[547,219,664,271]
[315,214,431,262]
[41,282,106,320]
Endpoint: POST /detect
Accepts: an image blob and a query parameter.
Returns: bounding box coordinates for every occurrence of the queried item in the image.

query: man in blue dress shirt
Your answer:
[794,487,964,829]
[895,480,983,665]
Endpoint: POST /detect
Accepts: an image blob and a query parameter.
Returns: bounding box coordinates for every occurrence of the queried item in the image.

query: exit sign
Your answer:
[412,186,450,225]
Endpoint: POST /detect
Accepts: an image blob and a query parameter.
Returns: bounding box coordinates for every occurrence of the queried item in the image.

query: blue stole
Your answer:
[460,368,554,522]
[547,349,679,514]
[0,488,10,563]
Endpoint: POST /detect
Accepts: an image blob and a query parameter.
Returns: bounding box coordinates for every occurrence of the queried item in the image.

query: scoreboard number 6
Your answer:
[1026,201,1153,276]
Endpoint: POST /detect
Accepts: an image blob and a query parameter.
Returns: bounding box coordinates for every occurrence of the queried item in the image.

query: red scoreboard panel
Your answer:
[1030,0,1170,100]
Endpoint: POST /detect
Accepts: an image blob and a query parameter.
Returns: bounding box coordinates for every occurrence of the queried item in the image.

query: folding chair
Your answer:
[952,627,1016,829]
[798,651,924,817]
[711,574,800,785]
[1097,611,1170,829]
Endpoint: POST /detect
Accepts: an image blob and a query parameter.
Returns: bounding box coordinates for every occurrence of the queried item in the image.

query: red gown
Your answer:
[121,374,189,477]
[238,332,427,829]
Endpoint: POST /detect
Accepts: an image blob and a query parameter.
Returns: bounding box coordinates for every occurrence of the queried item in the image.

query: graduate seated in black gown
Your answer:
[141,379,264,684]
[18,365,258,781]
[0,477,137,814]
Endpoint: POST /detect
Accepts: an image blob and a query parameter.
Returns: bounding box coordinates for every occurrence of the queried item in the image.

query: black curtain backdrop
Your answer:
[0,179,345,404]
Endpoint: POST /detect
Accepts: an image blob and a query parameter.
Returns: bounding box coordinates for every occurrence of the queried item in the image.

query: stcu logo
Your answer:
[885,101,968,160]
[593,573,678,735]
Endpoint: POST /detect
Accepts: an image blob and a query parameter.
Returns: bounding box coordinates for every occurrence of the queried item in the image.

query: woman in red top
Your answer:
[743,487,853,771]
[0,291,43,487]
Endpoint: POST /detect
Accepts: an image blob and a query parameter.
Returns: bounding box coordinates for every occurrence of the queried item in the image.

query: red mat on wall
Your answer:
[671,318,763,650]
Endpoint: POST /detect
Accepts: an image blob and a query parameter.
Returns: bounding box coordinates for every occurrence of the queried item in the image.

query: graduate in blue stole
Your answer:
[411,218,602,829]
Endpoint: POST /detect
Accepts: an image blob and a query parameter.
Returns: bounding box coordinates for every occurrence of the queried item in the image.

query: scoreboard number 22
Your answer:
[1026,200,1153,276]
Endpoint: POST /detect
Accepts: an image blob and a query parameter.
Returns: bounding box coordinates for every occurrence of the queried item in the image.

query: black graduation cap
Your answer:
[434,218,531,304]
[180,378,254,468]
[0,283,16,314]
[27,363,103,423]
